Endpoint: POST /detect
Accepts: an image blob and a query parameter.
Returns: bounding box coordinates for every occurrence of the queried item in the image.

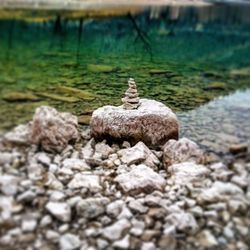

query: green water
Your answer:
[0,6,250,133]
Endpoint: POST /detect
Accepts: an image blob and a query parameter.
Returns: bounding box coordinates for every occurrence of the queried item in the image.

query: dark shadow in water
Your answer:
[127,13,153,61]
[6,19,15,60]
[53,15,62,34]
[76,18,84,64]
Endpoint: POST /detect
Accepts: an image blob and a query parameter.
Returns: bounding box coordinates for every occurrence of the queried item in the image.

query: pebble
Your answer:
[115,164,166,193]
[49,191,65,201]
[36,152,51,166]
[102,218,131,241]
[76,197,109,219]
[40,215,52,227]
[45,230,60,241]
[21,219,37,232]
[130,219,145,236]
[17,190,36,202]
[97,238,109,249]
[0,175,19,195]
[141,242,156,250]
[165,212,198,234]
[59,233,81,250]
[106,200,124,218]
[46,202,71,222]
[197,230,218,247]
[223,226,235,239]
[62,158,91,171]
[0,152,13,165]
[67,173,102,192]
[113,235,130,249]
[128,199,148,214]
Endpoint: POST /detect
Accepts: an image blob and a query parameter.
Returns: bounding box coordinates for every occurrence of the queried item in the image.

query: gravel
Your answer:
[0,124,249,250]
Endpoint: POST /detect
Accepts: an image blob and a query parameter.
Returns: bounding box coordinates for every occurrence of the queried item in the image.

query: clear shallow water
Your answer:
[0,4,250,156]
[179,88,250,156]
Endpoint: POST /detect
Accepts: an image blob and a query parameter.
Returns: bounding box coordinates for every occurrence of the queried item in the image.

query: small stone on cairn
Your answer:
[122,78,140,110]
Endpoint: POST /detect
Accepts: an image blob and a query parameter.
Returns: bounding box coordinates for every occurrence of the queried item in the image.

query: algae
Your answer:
[0,8,250,130]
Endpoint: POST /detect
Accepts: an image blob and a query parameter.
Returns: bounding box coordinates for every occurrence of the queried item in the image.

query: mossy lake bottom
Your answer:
[0,5,250,158]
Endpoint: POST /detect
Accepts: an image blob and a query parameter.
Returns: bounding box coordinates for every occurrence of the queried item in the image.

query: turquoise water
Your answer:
[0,4,250,156]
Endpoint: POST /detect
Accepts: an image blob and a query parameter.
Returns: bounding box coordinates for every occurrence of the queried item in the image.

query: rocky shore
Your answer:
[0,103,249,250]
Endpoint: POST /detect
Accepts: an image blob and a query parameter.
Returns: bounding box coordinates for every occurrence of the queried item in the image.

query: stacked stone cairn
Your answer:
[122,78,140,110]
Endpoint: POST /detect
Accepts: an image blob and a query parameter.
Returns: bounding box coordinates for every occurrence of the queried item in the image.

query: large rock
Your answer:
[163,138,204,168]
[90,99,178,148]
[114,164,166,194]
[31,106,79,153]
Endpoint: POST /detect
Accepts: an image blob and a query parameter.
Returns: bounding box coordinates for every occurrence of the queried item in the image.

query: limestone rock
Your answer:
[198,181,244,203]
[67,173,102,192]
[115,164,166,194]
[128,199,148,214]
[76,197,109,219]
[164,212,198,234]
[0,152,13,165]
[4,123,31,145]
[106,200,124,218]
[0,175,20,195]
[45,201,71,222]
[21,219,37,233]
[90,99,178,148]
[113,235,130,249]
[141,242,156,250]
[163,138,204,168]
[0,196,14,221]
[31,106,79,153]
[94,141,114,159]
[59,233,81,250]
[197,230,218,247]
[62,158,90,171]
[118,142,159,169]
[102,218,131,241]
[168,162,210,185]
